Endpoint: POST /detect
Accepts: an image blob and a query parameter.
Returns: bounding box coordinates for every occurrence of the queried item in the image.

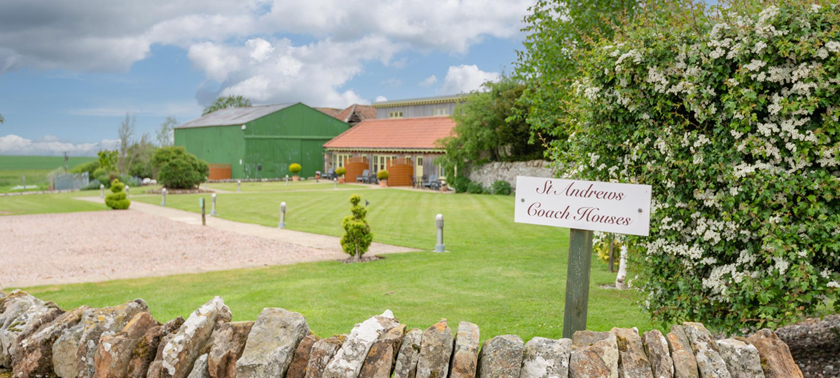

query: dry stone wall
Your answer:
[0,290,803,378]
[466,161,554,189]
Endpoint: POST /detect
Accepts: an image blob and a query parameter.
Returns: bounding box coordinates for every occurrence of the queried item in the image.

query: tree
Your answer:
[202,95,252,116]
[128,133,157,178]
[340,194,373,262]
[157,116,177,147]
[439,75,543,174]
[117,114,136,175]
[0,113,4,123]
[153,146,209,189]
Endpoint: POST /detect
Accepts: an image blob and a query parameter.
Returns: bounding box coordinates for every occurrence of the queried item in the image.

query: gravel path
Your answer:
[776,314,840,378]
[0,211,351,288]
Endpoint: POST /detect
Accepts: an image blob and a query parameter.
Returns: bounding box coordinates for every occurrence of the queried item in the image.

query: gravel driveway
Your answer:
[0,211,348,288]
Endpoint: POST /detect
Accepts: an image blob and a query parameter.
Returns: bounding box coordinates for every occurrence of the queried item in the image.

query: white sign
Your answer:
[514,176,652,236]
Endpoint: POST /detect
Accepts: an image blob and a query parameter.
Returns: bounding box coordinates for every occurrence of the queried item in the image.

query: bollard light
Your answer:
[435,214,446,252]
[210,193,218,216]
[285,175,289,186]
[100,184,105,198]
[237,180,241,193]
[334,178,337,190]
[126,185,130,198]
[161,188,167,207]
[279,202,287,229]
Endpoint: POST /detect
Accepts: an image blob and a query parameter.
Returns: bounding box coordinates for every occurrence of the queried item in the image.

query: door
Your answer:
[415,156,424,182]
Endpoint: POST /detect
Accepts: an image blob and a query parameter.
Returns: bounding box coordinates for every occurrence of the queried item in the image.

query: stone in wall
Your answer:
[610,327,653,378]
[466,160,554,190]
[160,297,231,378]
[449,322,480,378]
[12,306,86,378]
[682,322,731,378]
[716,338,764,378]
[186,354,210,378]
[392,328,422,378]
[322,311,400,378]
[125,316,184,378]
[642,330,674,378]
[92,311,159,378]
[746,329,803,378]
[305,335,346,378]
[666,325,699,378]
[287,335,321,378]
[417,319,454,378]
[52,299,149,378]
[477,335,524,378]
[0,290,64,368]
[358,324,405,378]
[568,332,618,378]
[236,308,310,378]
[206,321,253,378]
[519,337,571,378]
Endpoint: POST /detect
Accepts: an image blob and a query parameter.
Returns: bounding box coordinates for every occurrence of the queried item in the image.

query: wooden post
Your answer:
[608,233,615,273]
[563,228,594,338]
[201,198,206,226]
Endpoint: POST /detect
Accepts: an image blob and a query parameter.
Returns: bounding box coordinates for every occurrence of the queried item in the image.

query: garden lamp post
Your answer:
[237,180,241,192]
[161,188,167,207]
[100,184,104,198]
[285,175,289,186]
[210,193,218,216]
[125,185,130,198]
[279,202,286,229]
[334,177,337,190]
[435,214,445,252]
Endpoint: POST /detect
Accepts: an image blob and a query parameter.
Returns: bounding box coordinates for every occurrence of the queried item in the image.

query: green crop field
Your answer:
[0,155,96,193]
[16,188,653,341]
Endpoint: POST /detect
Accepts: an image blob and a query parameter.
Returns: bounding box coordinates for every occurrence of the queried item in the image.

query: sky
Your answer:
[0,0,529,156]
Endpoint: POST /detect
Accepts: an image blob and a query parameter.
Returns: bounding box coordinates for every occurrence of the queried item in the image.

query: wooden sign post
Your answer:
[514,176,651,338]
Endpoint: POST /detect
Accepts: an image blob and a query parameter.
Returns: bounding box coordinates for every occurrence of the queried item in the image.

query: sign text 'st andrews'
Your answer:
[514,177,652,236]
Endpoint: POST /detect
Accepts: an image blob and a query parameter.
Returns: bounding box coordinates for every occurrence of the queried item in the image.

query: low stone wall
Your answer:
[467,161,554,189]
[145,188,214,195]
[209,177,318,184]
[0,290,803,378]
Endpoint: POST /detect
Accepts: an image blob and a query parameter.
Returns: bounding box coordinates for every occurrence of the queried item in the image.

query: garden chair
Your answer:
[423,174,438,190]
[324,169,336,180]
[357,169,370,183]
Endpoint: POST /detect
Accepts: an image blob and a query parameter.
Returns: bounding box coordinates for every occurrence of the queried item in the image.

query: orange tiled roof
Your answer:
[324,116,455,150]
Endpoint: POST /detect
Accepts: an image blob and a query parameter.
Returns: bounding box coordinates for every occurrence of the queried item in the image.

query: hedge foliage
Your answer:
[491,180,512,195]
[551,2,840,332]
[153,147,208,189]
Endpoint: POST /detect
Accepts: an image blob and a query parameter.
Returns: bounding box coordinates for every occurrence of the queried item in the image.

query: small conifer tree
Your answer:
[105,178,131,210]
[340,194,372,261]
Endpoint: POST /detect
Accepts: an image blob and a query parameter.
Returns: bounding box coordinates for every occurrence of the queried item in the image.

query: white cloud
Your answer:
[419,75,438,87]
[0,134,120,156]
[440,65,499,94]
[375,96,388,102]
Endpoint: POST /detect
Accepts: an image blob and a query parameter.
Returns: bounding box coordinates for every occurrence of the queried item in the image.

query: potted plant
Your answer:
[289,163,302,181]
[377,169,389,187]
[336,167,347,184]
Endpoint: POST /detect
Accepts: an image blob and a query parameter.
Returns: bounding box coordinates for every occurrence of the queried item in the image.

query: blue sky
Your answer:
[0,0,528,156]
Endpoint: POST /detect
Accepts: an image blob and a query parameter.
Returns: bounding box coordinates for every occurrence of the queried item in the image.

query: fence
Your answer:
[50,172,89,191]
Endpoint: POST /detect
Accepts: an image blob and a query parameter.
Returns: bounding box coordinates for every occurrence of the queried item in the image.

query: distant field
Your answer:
[0,155,96,192]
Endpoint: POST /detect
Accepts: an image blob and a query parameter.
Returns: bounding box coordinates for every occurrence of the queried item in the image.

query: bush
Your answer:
[491,180,512,195]
[85,180,102,191]
[153,147,208,189]
[72,160,99,177]
[105,179,131,210]
[92,167,118,188]
[467,182,484,194]
[552,3,840,332]
[336,167,346,176]
[289,163,302,175]
[340,194,373,261]
[377,170,389,180]
[452,177,471,193]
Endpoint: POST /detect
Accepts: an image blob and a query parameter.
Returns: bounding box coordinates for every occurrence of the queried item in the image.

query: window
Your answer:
[389,111,403,118]
[374,155,396,172]
[334,153,352,168]
[433,108,449,116]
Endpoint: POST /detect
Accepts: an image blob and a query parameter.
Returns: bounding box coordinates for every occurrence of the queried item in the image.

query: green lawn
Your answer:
[0,155,96,193]
[208,180,369,193]
[16,189,652,341]
[0,186,160,216]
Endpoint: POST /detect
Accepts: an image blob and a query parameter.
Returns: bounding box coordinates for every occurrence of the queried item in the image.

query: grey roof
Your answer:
[371,94,465,108]
[177,103,295,128]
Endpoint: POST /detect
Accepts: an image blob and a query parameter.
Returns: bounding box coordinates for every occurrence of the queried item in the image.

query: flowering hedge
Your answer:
[552,2,840,332]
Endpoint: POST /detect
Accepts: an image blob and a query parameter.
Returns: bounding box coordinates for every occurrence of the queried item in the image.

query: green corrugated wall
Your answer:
[175,103,349,179]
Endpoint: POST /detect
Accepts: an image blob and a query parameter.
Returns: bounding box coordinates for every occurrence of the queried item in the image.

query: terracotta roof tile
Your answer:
[324,116,455,150]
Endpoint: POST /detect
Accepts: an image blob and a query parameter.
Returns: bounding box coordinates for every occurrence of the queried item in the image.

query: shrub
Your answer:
[72,160,99,177]
[377,170,389,180]
[93,167,118,188]
[340,194,373,261]
[491,180,512,195]
[551,3,840,332]
[336,167,346,176]
[452,176,471,193]
[467,182,484,194]
[289,163,302,175]
[153,147,208,189]
[105,179,131,210]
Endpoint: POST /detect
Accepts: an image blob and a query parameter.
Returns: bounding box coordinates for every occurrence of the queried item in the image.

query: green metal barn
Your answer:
[174,103,350,179]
